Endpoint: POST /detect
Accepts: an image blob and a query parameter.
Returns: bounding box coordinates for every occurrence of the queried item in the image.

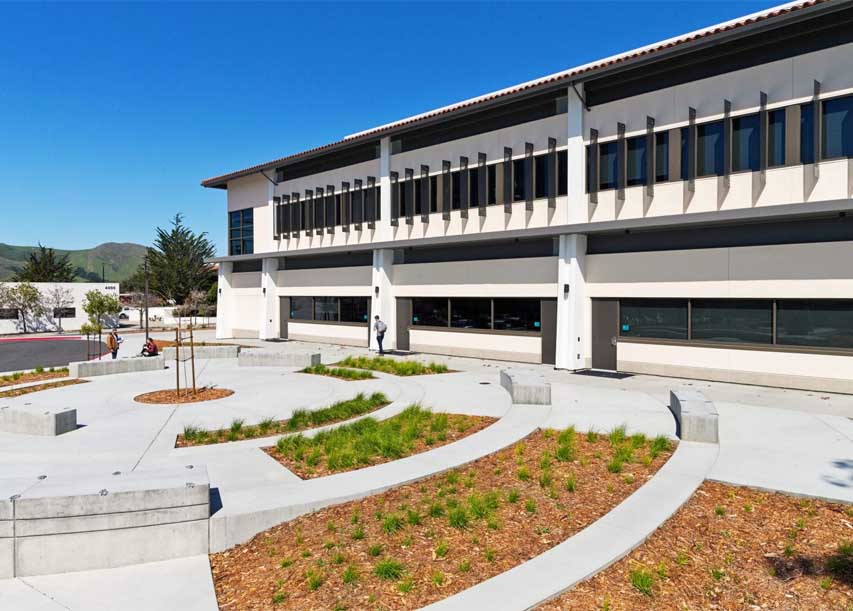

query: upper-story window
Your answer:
[823,95,853,160]
[768,109,786,167]
[655,132,669,182]
[625,136,646,186]
[228,208,253,255]
[732,114,760,172]
[800,102,815,164]
[697,121,725,177]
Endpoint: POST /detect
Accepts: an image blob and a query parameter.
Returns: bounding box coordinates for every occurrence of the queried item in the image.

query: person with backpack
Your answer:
[373,315,387,356]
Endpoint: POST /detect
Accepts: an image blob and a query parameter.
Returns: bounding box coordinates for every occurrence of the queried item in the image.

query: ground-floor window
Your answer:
[288,296,369,324]
[619,298,853,351]
[411,297,541,333]
[53,307,76,318]
[0,308,19,320]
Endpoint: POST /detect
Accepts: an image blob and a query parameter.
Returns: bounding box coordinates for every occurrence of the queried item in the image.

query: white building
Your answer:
[203,0,853,393]
[0,283,120,334]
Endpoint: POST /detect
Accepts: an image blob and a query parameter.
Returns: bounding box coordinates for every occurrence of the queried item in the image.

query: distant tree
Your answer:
[43,285,74,332]
[82,290,121,348]
[147,214,216,305]
[14,244,75,282]
[0,282,45,333]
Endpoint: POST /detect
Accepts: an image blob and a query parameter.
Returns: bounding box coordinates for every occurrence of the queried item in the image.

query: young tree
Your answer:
[0,282,45,333]
[14,244,76,282]
[147,214,216,305]
[43,285,74,332]
[82,290,121,349]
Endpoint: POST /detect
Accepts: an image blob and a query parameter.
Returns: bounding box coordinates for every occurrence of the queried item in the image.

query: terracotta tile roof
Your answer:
[201,0,827,188]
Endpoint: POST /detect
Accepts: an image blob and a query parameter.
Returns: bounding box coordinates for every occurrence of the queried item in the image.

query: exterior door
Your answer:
[591,298,618,370]
[279,297,289,340]
[395,298,411,351]
[540,298,557,365]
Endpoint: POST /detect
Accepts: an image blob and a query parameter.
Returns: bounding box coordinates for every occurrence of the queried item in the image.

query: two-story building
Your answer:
[203,0,853,393]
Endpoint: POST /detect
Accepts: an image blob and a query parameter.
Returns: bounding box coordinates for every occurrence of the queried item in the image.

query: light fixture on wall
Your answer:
[564,284,570,297]
[374,286,379,297]
[263,288,266,295]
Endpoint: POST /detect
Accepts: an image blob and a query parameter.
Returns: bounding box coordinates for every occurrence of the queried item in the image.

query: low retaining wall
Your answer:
[500,368,551,405]
[0,465,210,577]
[238,349,321,368]
[669,389,719,443]
[162,345,240,360]
[69,356,165,378]
[0,405,77,436]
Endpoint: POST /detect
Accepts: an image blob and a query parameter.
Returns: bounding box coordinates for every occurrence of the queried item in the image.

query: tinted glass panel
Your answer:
[512,159,526,201]
[801,102,815,164]
[241,208,253,226]
[620,299,688,340]
[599,141,617,190]
[430,175,438,212]
[487,164,496,204]
[777,300,853,349]
[53,307,75,318]
[697,121,724,176]
[340,297,369,323]
[655,132,669,182]
[412,298,448,327]
[493,299,540,332]
[534,154,549,198]
[823,95,853,160]
[469,168,480,206]
[680,127,689,180]
[768,109,786,167]
[314,297,338,322]
[558,150,568,195]
[229,240,241,255]
[241,238,253,254]
[290,297,312,320]
[228,208,254,255]
[0,308,19,320]
[732,113,760,172]
[451,172,461,209]
[414,178,423,215]
[450,298,491,329]
[626,136,646,186]
[691,299,772,344]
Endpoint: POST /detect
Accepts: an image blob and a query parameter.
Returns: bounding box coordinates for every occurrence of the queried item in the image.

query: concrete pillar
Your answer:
[555,234,587,370]
[258,257,279,340]
[370,248,395,351]
[215,261,233,339]
[377,136,392,242]
[566,84,586,224]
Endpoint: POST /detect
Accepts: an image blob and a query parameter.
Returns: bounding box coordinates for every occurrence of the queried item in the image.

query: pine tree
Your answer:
[14,244,76,282]
[147,214,216,305]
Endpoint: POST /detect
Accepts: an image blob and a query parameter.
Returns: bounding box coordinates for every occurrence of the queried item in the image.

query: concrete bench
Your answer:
[0,405,77,436]
[162,345,240,360]
[500,368,551,405]
[0,464,210,577]
[238,349,321,368]
[669,389,719,443]
[69,355,165,378]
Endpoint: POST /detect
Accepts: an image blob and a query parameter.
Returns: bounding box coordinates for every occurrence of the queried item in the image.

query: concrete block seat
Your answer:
[162,345,240,360]
[1,465,210,578]
[0,404,77,436]
[238,349,321,368]
[500,368,552,405]
[69,355,166,378]
[669,389,719,443]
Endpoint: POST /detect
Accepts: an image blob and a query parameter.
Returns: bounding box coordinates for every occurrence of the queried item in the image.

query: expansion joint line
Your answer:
[131,405,178,471]
[18,578,72,610]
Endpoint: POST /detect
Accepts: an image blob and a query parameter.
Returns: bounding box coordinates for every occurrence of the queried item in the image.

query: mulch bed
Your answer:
[0,370,69,388]
[263,414,495,479]
[134,387,235,404]
[536,481,853,611]
[0,378,86,398]
[211,428,674,610]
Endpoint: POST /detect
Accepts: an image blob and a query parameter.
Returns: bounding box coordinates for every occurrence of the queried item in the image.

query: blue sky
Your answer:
[0,0,782,255]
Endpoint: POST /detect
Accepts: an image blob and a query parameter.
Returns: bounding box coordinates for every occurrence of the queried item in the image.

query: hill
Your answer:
[0,242,147,284]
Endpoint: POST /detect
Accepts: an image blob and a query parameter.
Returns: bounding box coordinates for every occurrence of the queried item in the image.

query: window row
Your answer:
[619,298,853,350]
[228,208,254,256]
[0,307,76,320]
[588,93,853,192]
[411,297,542,333]
[289,296,370,324]
[0,308,18,320]
[275,186,382,238]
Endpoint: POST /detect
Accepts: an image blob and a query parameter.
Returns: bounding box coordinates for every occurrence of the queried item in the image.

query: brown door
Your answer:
[395,298,411,351]
[591,298,618,370]
[540,298,557,365]
[279,297,290,340]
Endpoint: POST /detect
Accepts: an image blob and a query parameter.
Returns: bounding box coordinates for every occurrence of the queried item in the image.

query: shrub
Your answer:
[182,424,200,442]
[448,507,470,529]
[467,494,489,519]
[230,418,244,434]
[649,435,671,458]
[374,558,406,580]
[406,509,422,526]
[629,567,655,596]
[368,544,383,557]
[525,499,537,513]
[306,569,324,590]
[555,444,575,462]
[427,502,445,518]
[586,430,599,443]
[608,425,627,446]
[606,458,623,474]
[397,577,414,593]
[517,466,531,481]
[342,564,359,584]
[382,514,403,534]
[434,540,449,558]
[457,559,471,573]
[507,489,520,503]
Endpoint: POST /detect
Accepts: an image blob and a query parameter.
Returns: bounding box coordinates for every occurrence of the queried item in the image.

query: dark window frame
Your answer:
[410,297,542,336]
[228,207,254,256]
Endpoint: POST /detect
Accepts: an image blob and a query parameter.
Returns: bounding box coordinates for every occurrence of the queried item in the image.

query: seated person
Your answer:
[141,338,159,357]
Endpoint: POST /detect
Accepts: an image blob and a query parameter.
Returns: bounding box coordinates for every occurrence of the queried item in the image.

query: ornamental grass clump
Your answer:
[336,356,449,376]
[301,363,375,381]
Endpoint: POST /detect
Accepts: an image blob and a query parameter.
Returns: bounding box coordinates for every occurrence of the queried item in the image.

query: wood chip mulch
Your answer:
[0,370,68,388]
[263,414,496,479]
[0,378,86,398]
[211,429,674,610]
[133,387,235,404]
[536,480,853,611]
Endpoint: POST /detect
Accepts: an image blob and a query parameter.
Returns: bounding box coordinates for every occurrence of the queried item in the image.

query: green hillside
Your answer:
[0,242,147,284]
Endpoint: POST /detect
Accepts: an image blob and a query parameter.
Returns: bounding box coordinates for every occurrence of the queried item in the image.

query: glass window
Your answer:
[777,300,853,349]
[412,298,448,327]
[768,109,786,167]
[352,189,364,223]
[801,102,815,164]
[534,154,549,199]
[469,168,480,206]
[599,141,617,190]
[586,145,595,192]
[697,121,724,177]
[241,208,253,226]
[512,159,526,201]
[655,132,669,182]
[228,207,254,255]
[732,113,760,172]
[0,308,19,320]
[680,127,689,180]
[429,175,438,212]
[451,171,461,210]
[290,297,313,320]
[414,178,423,215]
[241,238,253,254]
[53,307,76,318]
[325,195,335,227]
[691,299,772,344]
[375,186,382,220]
[487,164,496,205]
[823,95,853,160]
[340,297,369,324]
[620,299,688,340]
[450,298,491,329]
[626,136,646,186]
[313,297,338,321]
[493,299,540,332]
[558,150,568,195]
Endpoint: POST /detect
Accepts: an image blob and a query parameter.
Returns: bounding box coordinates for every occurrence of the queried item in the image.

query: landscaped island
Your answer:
[335,356,450,376]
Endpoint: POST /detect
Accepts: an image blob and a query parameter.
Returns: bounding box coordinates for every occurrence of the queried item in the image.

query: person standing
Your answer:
[106,329,121,360]
[373,315,387,356]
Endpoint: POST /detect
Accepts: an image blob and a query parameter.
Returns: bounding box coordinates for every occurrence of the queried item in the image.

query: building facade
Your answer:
[0,283,120,335]
[204,0,853,393]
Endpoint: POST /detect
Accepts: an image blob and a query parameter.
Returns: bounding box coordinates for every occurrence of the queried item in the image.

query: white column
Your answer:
[215,261,233,339]
[370,248,395,351]
[566,84,586,224]
[376,136,392,242]
[555,234,587,370]
[258,257,279,340]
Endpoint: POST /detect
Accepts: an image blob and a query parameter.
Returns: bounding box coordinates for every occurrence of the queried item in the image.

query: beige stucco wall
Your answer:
[276,266,372,296]
[409,328,540,363]
[287,321,369,347]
